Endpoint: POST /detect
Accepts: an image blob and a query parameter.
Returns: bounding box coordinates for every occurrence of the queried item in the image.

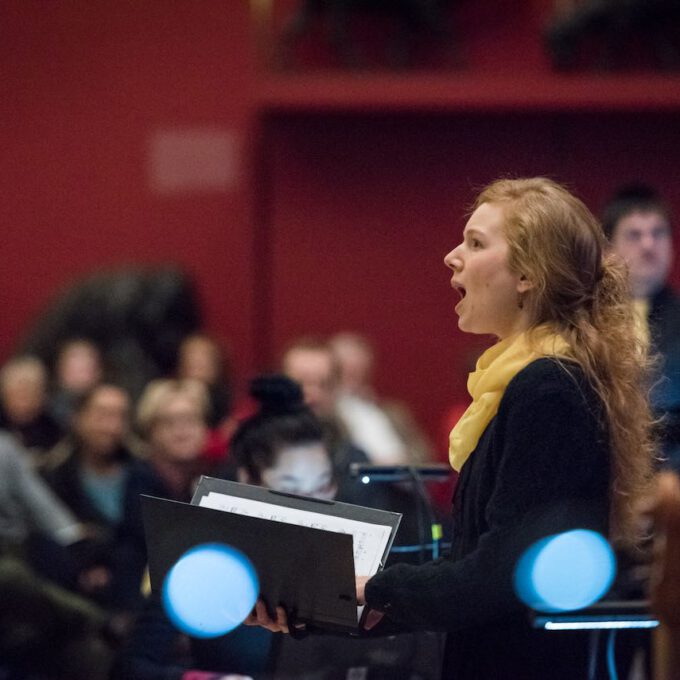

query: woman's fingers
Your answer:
[355,575,369,605]
[275,606,290,633]
[243,600,272,628]
[243,599,267,626]
[243,599,290,633]
[243,609,258,626]
[256,600,279,631]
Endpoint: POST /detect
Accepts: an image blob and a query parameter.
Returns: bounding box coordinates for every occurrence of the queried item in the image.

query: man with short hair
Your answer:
[281,338,366,490]
[281,338,341,419]
[603,184,680,471]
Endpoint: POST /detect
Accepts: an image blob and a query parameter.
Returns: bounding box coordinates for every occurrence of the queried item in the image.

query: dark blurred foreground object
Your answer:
[546,0,680,71]
[279,0,453,69]
[0,556,114,680]
[0,433,117,679]
[111,592,273,680]
[649,471,680,679]
[18,266,202,402]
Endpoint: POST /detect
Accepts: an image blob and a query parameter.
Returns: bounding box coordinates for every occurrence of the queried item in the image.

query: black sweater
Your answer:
[365,358,611,679]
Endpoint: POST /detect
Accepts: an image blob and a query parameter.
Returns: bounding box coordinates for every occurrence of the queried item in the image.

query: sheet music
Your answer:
[198,491,391,580]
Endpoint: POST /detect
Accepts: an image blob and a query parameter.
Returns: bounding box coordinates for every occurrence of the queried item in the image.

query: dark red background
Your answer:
[3,1,679,457]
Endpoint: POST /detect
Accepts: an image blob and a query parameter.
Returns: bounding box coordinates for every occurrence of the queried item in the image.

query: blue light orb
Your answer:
[514,529,616,613]
[162,543,259,638]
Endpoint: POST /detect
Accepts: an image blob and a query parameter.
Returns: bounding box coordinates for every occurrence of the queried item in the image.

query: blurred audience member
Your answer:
[603,184,680,471]
[330,331,434,465]
[113,379,212,610]
[176,333,232,427]
[281,337,371,498]
[281,338,383,507]
[40,383,140,607]
[602,184,680,675]
[112,375,317,680]
[41,383,137,530]
[114,376,437,680]
[0,355,62,457]
[49,338,104,430]
[135,378,210,499]
[1,432,85,571]
[232,374,336,500]
[237,375,441,678]
[0,433,115,679]
[281,339,436,564]
[175,333,234,465]
[281,337,339,419]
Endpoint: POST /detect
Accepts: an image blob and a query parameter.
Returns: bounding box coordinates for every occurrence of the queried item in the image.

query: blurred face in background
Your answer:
[282,348,338,418]
[177,335,222,385]
[75,385,130,461]
[0,359,47,425]
[148,393,208,464]
[610,210,673,299]
[258,442,336,500]
[57,341,103,393]
[330,335,374,397]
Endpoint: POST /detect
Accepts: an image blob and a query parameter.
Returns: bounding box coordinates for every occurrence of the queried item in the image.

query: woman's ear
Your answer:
[517,274,534,294]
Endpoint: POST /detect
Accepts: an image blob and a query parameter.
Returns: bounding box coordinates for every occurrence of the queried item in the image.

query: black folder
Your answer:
[141,476,402,633]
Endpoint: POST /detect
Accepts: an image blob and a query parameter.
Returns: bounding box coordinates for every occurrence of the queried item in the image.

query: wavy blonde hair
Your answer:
[475,177,656,548]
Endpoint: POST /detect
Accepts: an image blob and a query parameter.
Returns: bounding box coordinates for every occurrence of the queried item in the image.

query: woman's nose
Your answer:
[444,247,461,272]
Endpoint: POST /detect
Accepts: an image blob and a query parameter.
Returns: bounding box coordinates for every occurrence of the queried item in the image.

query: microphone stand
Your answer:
[349,463,451,563]
[408,465,441,561]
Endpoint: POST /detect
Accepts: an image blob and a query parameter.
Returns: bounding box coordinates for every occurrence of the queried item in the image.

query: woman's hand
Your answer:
[356,575,384,630]
[356,575,370,605]
[243,599,290,633]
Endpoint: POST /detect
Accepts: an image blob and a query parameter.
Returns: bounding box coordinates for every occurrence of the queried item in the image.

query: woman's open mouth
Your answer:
[452,281,466,312]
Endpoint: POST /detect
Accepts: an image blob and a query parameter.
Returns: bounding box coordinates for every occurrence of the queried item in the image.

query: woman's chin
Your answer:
[457,318,489,336]
[456,310,468,329]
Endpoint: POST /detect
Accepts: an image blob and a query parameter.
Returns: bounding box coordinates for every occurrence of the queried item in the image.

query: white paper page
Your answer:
[198,491,391,580]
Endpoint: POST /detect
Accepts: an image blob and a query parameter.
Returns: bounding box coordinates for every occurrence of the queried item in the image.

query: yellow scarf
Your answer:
[448,328,570,472]
[632,298,650,349]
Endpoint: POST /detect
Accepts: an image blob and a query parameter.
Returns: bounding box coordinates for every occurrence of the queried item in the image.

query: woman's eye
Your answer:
[470,239,482,249]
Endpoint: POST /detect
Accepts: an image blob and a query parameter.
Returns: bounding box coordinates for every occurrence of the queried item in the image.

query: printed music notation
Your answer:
[198,491,391,580]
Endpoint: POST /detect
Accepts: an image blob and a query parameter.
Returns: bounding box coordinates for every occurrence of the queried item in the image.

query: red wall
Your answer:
[2,2,680,452]
[1,1,257,377]
[262,112,680,452]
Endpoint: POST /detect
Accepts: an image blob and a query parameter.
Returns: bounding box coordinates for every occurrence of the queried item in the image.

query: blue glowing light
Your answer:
[361,475,370,484]
[162,543,259,638]
[514,529,616,613]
